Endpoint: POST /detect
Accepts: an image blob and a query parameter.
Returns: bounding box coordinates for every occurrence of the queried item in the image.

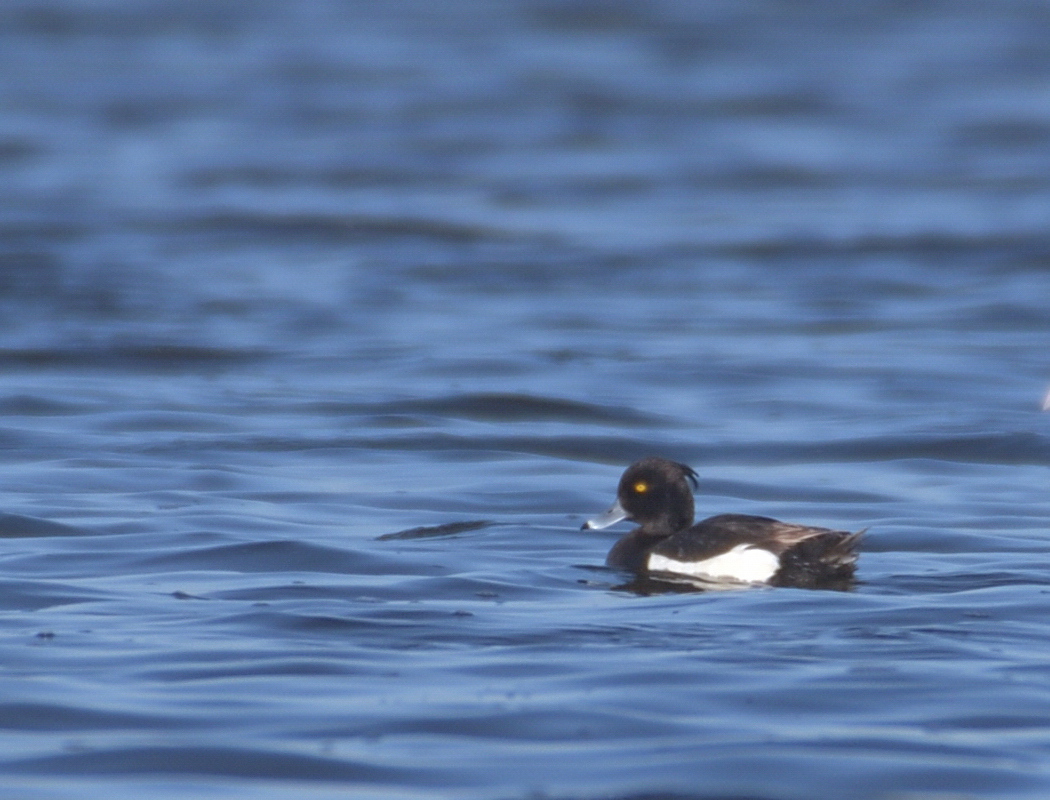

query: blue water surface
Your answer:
[2,1,1050,798]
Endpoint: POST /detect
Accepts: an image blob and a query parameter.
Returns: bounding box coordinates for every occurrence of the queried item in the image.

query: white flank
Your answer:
[647,544,780,583]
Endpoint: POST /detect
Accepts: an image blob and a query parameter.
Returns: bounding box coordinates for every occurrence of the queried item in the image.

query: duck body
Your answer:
[584,457,861,589]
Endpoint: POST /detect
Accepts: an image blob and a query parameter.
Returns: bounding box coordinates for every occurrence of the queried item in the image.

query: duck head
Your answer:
[583,457,698,535]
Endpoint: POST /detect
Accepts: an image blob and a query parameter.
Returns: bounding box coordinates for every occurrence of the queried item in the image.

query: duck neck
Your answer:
[657,492,694,534]
[640,508,691,538]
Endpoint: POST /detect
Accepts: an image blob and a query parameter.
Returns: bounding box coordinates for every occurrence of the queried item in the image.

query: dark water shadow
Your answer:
[0,513,86,538]
[376,519,496,540]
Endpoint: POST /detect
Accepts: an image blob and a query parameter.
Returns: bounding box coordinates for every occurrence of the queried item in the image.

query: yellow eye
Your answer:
[633,481,649,493]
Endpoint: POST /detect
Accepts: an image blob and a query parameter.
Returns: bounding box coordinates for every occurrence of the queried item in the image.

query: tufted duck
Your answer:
[583,457,861,589]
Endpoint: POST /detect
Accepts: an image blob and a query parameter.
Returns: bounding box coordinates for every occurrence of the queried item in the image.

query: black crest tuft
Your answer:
[677,462,699,490]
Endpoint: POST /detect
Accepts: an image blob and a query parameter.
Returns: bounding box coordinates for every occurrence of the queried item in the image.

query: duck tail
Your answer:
[773,527,865,590]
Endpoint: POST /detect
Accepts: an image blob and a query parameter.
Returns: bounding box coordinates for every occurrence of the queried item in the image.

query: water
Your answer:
[3,1,1050,798]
